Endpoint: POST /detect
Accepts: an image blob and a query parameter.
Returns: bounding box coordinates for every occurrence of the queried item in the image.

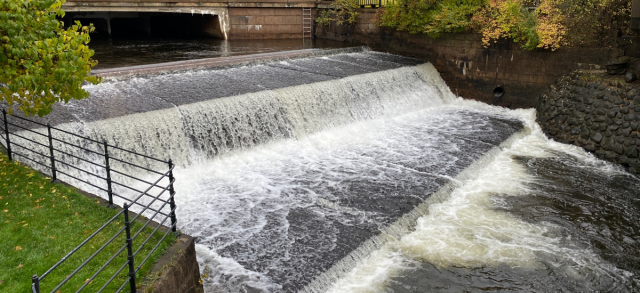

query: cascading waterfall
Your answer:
[8,50,639,292]
[13,59,454,169]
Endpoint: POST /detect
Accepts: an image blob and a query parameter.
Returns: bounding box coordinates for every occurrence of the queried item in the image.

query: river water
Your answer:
[9,48,640,292]
[89,38,356,69]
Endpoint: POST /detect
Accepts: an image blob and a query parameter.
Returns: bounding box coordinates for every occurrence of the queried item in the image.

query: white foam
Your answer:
[321,102,632,293]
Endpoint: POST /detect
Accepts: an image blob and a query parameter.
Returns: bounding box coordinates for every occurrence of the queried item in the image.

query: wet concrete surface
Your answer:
[205,113,525,292]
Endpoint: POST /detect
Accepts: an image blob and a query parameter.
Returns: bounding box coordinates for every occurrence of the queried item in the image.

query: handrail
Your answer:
[0,109,179,293]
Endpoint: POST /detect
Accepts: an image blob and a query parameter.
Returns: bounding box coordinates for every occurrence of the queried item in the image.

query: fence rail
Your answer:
[0,109,178,293]
[355,0,393,8]
[356,0,383,8]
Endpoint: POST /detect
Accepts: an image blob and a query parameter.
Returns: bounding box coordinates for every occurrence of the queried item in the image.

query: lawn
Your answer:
[0,151,175,293]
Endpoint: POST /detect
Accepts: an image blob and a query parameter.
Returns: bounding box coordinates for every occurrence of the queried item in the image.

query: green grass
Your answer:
[0,151,175,293]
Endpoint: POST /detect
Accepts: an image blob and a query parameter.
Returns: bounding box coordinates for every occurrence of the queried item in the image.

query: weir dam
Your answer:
[10,49,640,292]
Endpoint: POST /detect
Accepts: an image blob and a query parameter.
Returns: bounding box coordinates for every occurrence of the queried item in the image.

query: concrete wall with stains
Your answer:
[316,9,623,108]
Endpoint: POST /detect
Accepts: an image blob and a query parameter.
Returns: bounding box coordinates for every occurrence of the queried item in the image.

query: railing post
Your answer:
[46,123,56,182]
[167,159,178,236]
[103,141,114,208]
[123,204,137,293]
[2,109,12,161]
[31,275,40,293]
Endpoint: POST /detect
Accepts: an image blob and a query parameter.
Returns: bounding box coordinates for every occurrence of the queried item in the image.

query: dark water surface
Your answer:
[387,151,640,293]
[89,37,358,69]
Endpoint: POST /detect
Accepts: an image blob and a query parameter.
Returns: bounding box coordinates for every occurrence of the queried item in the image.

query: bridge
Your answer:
[62,0,318,39]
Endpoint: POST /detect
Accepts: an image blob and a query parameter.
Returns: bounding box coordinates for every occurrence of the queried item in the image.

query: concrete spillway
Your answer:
[14,50,636,292]
[11,49,527,291]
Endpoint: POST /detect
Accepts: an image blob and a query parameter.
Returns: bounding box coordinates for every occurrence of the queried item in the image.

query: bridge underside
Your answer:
[65,11,227,39]
[63,1,317,40]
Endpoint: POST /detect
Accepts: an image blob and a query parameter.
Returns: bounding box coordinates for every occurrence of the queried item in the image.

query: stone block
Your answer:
[139,235,203,293]
[591,132,603,143]
[282,15,301,25]
[230,15,250,25]
[231,24,251,32]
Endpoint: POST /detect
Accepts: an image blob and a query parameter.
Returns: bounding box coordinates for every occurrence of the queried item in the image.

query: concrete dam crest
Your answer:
[10,50,536,292]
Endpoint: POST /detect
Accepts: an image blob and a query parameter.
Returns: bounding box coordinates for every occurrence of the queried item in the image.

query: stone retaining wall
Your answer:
[538,73,640,174]
[229,7,315,39]
[139,234,204,293]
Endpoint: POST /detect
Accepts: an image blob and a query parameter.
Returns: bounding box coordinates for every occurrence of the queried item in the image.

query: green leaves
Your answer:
[377,0,630,51]
[316,0,360,27]
[379,0,484,37]
[0,0,100,117]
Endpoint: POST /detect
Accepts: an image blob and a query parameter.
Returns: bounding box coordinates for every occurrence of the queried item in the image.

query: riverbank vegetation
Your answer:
[376,0,632,51]
[0,0,100,116]
[0,151,174,293]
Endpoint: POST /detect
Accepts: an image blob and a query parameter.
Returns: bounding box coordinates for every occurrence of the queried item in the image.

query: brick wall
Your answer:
[317,9,623,108]
[229,8,310,39]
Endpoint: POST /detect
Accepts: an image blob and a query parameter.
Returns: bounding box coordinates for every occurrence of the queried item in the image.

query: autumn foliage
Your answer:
[377,0,632,51]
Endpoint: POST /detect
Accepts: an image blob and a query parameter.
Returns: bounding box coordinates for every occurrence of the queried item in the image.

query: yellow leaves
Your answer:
[2,209,7,213]
[14,245,23,251]
[16,264,23,270]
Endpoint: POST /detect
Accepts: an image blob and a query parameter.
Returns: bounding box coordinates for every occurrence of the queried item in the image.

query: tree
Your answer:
[0,0,100,117]
[377,0,632,51]
[316,0,360,27]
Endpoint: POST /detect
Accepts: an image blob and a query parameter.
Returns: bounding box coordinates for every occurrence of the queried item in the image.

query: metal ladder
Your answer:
[302,8,312,38]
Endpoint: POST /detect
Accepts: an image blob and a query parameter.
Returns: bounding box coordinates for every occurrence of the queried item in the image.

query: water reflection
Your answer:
[89,38,358,69]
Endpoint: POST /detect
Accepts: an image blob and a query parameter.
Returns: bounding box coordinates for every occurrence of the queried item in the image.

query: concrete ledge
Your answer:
[139,234,204,293]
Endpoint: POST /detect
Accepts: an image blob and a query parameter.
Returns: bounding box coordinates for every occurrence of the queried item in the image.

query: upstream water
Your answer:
[89,38,355,69]
[10,51,640,292]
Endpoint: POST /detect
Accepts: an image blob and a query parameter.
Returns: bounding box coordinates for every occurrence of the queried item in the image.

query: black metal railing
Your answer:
[357,0,385,8]
[0,109,178,293]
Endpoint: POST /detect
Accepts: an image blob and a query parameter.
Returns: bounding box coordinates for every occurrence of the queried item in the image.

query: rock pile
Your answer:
[538,73,640,174]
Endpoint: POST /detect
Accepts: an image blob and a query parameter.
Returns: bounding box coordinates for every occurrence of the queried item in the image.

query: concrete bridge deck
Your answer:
[63,0,318,39]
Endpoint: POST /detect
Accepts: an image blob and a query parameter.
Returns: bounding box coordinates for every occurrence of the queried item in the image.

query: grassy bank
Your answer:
[0,151,175,292]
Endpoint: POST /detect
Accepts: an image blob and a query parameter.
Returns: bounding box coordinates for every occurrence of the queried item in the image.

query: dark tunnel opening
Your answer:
[65,12,224,39]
